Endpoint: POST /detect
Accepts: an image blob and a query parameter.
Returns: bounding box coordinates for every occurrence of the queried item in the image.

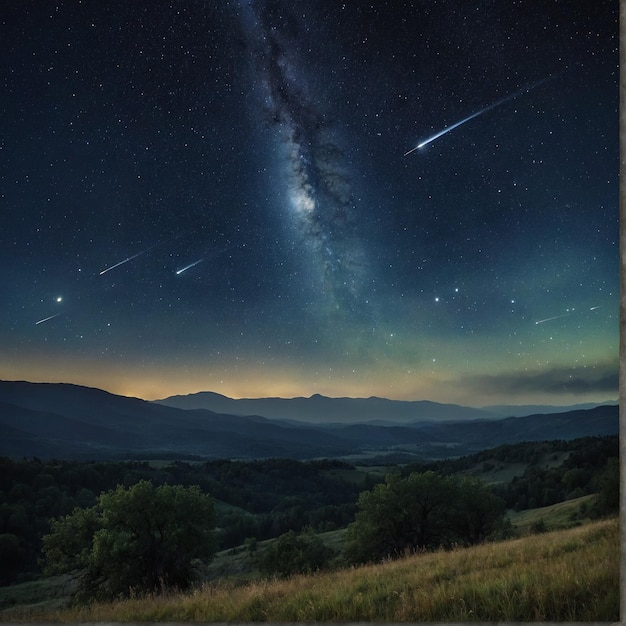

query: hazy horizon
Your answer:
[0,376,618,410]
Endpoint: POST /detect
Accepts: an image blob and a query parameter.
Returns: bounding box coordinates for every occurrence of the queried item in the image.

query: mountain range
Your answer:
[0,380,619,461]
[155,390,614,424]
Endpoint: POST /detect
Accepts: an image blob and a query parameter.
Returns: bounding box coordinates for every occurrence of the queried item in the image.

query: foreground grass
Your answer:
[3,517,618,622]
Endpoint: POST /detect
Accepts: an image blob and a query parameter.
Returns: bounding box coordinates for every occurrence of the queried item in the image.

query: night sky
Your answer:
[0,1,619,406]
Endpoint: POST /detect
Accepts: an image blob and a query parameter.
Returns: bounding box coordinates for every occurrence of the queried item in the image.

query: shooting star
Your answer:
[590,305,601,311]
[404,78,550,155]
[534,313,571,325]
[99,244,158,276]
[176,258,206,275]
[35,313,61,325]
[176,243,236,275]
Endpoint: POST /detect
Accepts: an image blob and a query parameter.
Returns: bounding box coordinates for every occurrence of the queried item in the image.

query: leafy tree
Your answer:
[345,471,506,564]
[42,481,216,601]
[451,476,507,545]
[345,472,455,563]
[258,527,335,578]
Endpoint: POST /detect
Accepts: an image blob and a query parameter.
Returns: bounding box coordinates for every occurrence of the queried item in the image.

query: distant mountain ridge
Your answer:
[154,390,615,425]
[481,401,616,418]
[0,380,352,460]
[154,391,498,423]
[0,380,618,461]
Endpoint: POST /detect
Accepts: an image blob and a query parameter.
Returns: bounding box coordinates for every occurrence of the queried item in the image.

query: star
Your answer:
[0,0,616,406]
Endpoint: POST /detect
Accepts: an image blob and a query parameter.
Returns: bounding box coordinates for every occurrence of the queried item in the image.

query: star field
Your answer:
[0,0,618,406]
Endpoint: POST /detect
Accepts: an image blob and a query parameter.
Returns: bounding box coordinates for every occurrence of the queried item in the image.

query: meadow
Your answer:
[2,516,618,623]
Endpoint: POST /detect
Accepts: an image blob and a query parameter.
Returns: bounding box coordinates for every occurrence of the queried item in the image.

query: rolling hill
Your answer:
[154,391,498,423]
[0,380,618,460]
[155,390,616,424]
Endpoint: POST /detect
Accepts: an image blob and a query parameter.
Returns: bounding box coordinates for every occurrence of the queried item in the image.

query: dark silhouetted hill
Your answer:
[155,391,616,425]
[0,380,618,460]
[154,391,497,423]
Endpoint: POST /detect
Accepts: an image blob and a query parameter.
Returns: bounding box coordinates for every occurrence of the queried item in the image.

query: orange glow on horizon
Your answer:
[0,353,616,408]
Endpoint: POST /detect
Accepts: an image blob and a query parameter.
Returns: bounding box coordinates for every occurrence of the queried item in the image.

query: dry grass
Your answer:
[3,517,618,623]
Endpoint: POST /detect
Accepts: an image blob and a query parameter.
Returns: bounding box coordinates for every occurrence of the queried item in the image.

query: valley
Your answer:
[0,380,619,622]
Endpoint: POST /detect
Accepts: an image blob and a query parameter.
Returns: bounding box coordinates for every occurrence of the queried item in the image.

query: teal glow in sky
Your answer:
[0,0,618,406]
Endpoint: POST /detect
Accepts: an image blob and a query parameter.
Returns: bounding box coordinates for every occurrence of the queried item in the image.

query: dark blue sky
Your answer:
[0,0,618,404]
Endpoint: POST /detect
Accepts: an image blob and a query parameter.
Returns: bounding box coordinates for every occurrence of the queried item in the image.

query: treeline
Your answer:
[0,435,618,587]
[492,437,619,512]
[39,471,510,601]
[0,456,365,585]
[402,435,619,511]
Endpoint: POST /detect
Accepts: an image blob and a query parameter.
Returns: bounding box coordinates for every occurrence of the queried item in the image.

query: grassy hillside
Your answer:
[508,494,597,532]
[2,517,618,623]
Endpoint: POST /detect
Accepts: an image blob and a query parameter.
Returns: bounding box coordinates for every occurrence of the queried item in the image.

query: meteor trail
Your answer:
[404,78,550,155]
[99,244,158,276]
[99,251,144,275]
[176,244,236,275]
[35,313,61,325]
[176,258,205,275]
[405,109,488,153]
[534,313,570,325]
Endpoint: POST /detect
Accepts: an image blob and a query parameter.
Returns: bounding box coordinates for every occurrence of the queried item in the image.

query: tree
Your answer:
[344,471,507,564]
[451,476,508,545]
[42,480,216,601]
[258,527,335,578]
[345,472,456,563]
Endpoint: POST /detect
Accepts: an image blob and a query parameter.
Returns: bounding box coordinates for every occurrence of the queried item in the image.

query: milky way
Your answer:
[0,0,618,404]
[237,0,370,317]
